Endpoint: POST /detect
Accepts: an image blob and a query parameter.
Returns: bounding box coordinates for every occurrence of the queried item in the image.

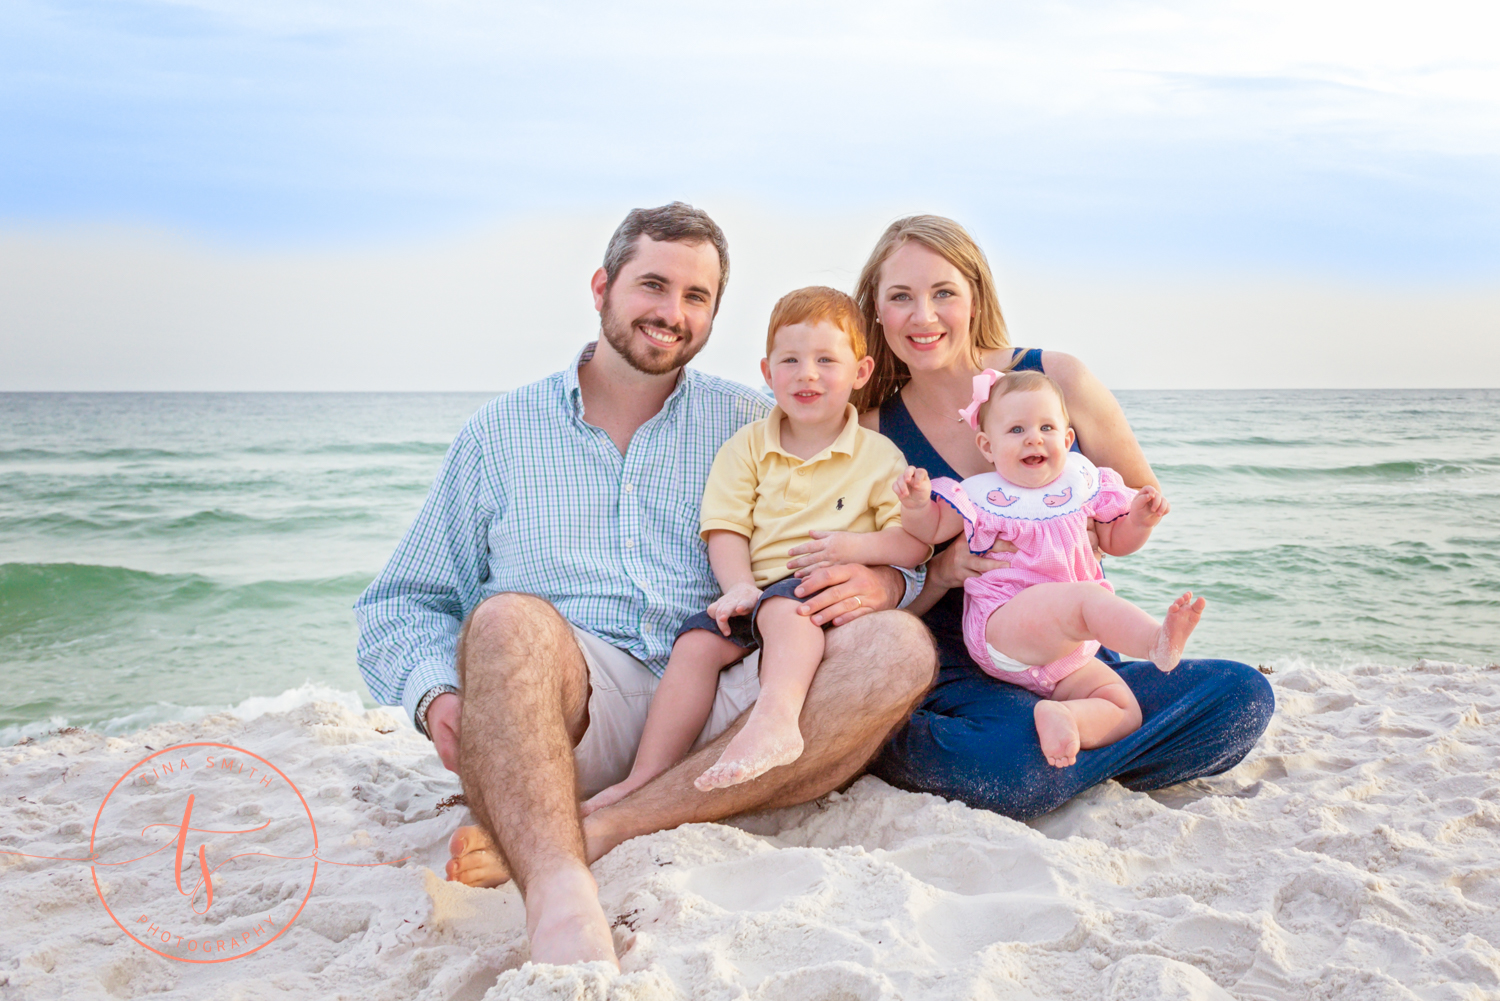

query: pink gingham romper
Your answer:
[931,452,1136,695]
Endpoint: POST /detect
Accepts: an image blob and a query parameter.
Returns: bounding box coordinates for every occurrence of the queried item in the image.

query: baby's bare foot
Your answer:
[1034,700,1081,768]
[446,825,510,887]
[1148,592,1207,672]
[694,713,804,791]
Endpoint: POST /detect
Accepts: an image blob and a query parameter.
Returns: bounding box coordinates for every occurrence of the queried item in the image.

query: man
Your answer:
[356,202,936,967]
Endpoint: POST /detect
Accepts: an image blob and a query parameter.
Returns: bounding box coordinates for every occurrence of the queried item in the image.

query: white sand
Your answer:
[3,661,1499,1000]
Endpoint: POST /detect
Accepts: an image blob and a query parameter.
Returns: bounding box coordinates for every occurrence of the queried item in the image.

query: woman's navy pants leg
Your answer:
[868,658,1275,821]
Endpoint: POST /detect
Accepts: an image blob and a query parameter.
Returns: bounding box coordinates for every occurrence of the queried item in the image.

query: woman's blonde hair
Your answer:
[851,215,1011,412]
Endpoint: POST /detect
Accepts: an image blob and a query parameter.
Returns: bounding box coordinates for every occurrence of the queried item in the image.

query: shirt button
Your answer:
[623,482,634,492]
[624,538,635,548]
[797,468,807,476]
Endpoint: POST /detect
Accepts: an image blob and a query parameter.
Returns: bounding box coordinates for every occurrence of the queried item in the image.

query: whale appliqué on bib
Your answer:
[957,452,1101,528]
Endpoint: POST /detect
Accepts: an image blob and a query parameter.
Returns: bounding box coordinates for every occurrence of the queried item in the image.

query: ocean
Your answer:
[1,388,1496,744]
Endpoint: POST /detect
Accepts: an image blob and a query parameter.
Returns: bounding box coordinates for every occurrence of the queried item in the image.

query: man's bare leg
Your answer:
[449,610,935,882]
[451,592,617,968]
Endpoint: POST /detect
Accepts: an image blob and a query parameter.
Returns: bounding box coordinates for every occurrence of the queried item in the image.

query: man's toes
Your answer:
[449,824,495,858]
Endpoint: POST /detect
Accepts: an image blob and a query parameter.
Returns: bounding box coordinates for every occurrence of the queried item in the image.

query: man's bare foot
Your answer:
[694,709,803,791]
[446,826,510,887]
[525,864,619,969]
[1034,700,1081,768]
[1148,592,1207,672]
[447,818,626,887]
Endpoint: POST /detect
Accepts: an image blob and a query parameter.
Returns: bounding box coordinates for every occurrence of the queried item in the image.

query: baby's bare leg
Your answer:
[695,597,825,791]
[1033,660,1144,767]
[582,629,745,816]
[985,582,1205,671]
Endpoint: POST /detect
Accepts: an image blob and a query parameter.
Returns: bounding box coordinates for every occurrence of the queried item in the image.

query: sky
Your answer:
[2,0,1499,389]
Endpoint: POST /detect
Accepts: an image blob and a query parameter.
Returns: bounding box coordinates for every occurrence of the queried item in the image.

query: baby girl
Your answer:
[895,368,1206,768]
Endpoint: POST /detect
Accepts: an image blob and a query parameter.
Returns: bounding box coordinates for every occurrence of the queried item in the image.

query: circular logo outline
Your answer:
[90,741,319,964]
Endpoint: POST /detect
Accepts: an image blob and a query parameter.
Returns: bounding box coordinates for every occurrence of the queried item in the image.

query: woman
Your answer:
[841,215,1271,819]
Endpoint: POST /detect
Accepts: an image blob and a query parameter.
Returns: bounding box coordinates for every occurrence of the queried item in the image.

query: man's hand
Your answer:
[927,541,1007,592]
[707,582,762,635]
[786,530,859,576]
[892,466,932,510]
[793,563,902,627]
[1130,484,1169,527]
[427,692,462,775]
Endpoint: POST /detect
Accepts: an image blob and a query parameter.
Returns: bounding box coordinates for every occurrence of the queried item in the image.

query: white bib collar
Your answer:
[959,452,1100,522]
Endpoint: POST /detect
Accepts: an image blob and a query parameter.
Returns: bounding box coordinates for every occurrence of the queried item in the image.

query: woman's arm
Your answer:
[1043,351,1159,490]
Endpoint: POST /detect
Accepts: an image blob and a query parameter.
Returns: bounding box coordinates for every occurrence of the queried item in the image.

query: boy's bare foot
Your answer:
[694,712,804,791]
[525,865,619,969]
[1034,700,1081,768]
[446,826,510,887]
[1148,592,1207,672]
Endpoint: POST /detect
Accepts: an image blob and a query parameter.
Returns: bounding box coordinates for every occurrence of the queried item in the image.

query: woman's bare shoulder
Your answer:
[859,407,880,432]
[1037,350,1087,384]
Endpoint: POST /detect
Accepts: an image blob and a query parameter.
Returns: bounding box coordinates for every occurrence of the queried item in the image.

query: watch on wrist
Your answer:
[415,685,459,739]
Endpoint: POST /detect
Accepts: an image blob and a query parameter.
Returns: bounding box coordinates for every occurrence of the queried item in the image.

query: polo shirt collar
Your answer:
[762,403,861,461]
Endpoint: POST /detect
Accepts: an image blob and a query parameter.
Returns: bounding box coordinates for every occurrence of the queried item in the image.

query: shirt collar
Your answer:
[761,403,861,462]
[564,340,691,421]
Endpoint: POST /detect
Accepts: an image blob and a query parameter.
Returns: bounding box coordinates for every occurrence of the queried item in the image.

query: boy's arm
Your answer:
[1095,484,1169,556]
[785,467,961,573]
[801,525,932,569]
[704,530,762,635]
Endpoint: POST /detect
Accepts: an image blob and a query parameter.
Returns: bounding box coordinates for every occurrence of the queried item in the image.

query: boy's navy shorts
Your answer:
[675,576,827,649]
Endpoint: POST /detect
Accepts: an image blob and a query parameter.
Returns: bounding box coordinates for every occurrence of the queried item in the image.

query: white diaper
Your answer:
[985,642,1034,673]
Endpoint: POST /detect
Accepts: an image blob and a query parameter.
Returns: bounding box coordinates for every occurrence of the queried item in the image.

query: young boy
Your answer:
[581,287,930,811]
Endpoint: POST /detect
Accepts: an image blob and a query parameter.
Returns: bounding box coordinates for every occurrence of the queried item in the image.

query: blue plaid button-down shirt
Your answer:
[356,343,771,724]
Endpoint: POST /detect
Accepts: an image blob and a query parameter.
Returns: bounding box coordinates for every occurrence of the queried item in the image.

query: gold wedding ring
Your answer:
[853,596,862,608]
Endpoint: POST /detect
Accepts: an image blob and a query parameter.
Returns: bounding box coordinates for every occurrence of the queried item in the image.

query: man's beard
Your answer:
[599,293,707,376]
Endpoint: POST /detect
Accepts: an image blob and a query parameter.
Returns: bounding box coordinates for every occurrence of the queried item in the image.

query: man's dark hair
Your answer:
[602,202,730,313]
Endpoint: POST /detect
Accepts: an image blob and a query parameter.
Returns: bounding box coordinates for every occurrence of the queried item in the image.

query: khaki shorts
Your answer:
[569,624,762,798]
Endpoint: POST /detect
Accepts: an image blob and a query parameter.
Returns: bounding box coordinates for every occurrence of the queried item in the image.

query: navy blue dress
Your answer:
[867,349,1274,819]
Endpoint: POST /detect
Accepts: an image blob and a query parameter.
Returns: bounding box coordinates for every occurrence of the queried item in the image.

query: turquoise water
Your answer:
[2,389,1497,743]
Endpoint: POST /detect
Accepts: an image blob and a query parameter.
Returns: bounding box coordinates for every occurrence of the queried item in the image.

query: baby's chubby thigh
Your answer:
[985,581,1115,666]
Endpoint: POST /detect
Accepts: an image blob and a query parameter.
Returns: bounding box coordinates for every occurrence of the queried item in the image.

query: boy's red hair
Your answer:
[766,286,867,358]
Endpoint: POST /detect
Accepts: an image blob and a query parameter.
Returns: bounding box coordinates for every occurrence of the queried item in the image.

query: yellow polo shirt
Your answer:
[700,404,911,587]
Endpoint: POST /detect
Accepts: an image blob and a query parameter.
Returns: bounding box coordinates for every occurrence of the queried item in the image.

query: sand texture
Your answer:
[3,662,1498,1000]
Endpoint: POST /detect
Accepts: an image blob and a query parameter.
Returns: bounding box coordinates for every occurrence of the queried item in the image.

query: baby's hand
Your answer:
[786,530,856,577]
[893,466,932,509]
[1131,485,1170,526]
[707,582,762,636]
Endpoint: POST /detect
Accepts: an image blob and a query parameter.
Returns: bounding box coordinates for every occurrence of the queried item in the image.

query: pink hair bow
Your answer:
[957,369,1004,430]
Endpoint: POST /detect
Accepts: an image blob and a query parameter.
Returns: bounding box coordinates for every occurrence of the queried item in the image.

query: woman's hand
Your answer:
[926,540,1010,592]
[707,582,763,635]
[787,531,859,577]
[793,563,902,627]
